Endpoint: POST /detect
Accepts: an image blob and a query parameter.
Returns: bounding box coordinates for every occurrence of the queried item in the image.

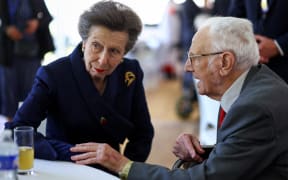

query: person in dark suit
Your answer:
[70,17,288,180]
[0,0,55,121]
[5,0,154,173]
[211,0,231,16]
[229,0,288,83]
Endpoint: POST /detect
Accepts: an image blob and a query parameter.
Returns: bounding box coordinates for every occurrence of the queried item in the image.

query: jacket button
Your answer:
[100,117,107,125]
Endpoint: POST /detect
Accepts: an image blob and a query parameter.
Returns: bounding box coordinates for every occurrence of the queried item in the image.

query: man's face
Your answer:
[185,28,222,99]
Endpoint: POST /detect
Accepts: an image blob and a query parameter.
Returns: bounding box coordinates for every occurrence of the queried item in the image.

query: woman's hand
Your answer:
[70,142,129,173]
[172,133,205,162]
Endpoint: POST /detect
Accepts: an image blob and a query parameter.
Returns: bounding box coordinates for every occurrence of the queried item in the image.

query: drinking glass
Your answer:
[14,126,34,175]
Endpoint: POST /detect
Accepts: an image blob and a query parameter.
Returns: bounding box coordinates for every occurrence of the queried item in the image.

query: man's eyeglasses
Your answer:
[187,51,224,65]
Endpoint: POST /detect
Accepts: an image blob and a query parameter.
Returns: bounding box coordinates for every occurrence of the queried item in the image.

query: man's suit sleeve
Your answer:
[126,102,276,180]
[128,162,201,180]
[275,33,288,56]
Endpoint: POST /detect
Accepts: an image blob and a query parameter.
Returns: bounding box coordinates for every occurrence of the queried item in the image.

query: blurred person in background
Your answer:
[176,0,231,120]
[157,0,182,80]
[211,0,231,16]
[176,0,201,119]
[70,16,288,180]
[0,0,55,121]
[229,0,288,83]
[5,0,154,175]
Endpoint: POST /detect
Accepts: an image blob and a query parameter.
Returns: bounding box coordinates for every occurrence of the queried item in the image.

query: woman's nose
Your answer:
[98,51,109,64]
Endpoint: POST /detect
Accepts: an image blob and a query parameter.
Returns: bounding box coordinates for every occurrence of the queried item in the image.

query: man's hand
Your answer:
[70,143,130,173]
[6,26,23,41]
[172,133,205,162]
[255,34,280,63]
[25,19,39,34]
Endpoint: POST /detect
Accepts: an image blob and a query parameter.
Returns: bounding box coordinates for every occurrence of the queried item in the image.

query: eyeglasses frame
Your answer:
[187,51,224,65]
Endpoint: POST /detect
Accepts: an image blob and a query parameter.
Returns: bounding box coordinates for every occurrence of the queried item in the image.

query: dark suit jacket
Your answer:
[211,0,231,16]
[5,44,154,163]
[0,0,55,66]
[128,65,288,180]
[229,0,288,83]
[180,0,201,52]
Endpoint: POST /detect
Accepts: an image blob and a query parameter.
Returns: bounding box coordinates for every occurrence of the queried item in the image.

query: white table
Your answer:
[19,159,119,180]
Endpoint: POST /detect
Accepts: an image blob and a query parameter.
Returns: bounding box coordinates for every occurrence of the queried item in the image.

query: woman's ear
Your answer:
[219,52,235,76]
[82,41,86,52]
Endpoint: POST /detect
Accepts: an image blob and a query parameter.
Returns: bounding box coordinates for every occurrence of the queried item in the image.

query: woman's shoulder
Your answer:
[36,56,74,85]
[44,56,70,69]
[38,56,71,78]
[121,57,142,70]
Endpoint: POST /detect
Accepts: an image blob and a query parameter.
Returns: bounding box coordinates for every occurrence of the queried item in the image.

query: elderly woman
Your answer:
[5,0,154,171]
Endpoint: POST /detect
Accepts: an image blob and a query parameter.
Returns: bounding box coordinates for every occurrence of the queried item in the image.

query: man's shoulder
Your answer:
[237,65,288,107]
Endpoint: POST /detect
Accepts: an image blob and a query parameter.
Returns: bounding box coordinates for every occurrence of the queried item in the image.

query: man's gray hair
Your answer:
[200,17,259,70]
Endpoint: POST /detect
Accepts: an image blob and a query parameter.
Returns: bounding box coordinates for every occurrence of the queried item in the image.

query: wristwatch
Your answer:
[119,161,133,180]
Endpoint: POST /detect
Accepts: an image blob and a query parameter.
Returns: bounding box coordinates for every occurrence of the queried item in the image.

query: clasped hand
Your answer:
[6,19,39,41]
[255,34,280,63]
[172,133,205,163]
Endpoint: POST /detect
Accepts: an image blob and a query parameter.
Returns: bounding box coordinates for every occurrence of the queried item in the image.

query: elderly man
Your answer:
[69,17,288,180]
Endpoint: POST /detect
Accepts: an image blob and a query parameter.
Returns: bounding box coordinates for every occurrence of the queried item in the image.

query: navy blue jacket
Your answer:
[229,0,288,83]
[5,44,154,163]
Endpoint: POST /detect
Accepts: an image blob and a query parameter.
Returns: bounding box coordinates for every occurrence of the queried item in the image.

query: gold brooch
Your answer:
[125,71,135,87]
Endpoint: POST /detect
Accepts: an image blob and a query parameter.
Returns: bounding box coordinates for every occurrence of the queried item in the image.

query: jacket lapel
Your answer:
[70,43,102,120]
[69,44,133,142]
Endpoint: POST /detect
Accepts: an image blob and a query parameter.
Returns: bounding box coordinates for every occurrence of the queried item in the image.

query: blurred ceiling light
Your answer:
[172,0,186,4]
[117,0,169,25]
[174,0,214,7]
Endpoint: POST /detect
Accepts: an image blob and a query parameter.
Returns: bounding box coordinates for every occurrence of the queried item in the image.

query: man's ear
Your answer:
[219,52,235,76]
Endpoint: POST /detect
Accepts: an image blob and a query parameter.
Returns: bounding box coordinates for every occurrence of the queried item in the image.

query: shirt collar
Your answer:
[221,69,250,113]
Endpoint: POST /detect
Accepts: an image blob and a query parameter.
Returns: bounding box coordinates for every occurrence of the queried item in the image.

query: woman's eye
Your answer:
[110,49,121,56]
[92,43,102,52]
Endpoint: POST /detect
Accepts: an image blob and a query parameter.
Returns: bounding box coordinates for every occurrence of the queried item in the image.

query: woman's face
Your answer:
[82,25,128,81]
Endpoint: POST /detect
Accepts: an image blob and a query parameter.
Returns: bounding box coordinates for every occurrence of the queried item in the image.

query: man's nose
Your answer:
[184,59,193,72]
